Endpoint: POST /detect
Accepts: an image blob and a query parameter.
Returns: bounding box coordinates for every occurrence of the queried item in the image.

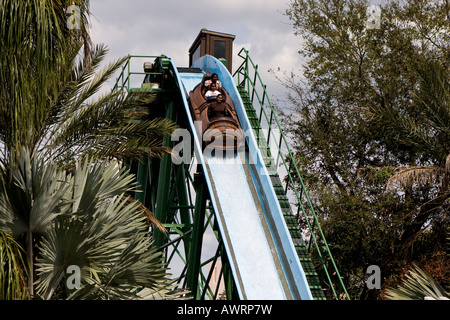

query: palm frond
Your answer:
[35,157,182,300]
[48,99,176,165]
[136,282,191,300]
[412,59,450,135]
[44,60,177,165]
[386,166,446,189]
[68,158,137,213]
[366,59,449,165]
[120,196,167,234]
[36,196,181,300]
[0,229,30,299]
[70,45,129,112]
[49,0,93,66]
[64,231,189,300]
[0,0,66,154]
[0,148,71,237]
[385,265,449,300]
[81,117,177,161]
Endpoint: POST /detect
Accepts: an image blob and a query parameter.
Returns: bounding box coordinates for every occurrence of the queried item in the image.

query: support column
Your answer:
[186,172,207,298]
[154,100,175,248]
[175,164,193,257]
[135,159,148,205]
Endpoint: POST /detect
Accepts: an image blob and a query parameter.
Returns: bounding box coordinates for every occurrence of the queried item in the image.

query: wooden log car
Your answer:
[189,75,244,150]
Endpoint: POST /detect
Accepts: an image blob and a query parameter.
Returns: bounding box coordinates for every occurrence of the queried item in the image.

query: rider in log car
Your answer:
[202,73,223,96]
[207,94,231,120]
[204,82,222,100]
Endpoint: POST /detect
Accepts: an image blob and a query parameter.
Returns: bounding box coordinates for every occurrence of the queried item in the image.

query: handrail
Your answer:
[113,55,166,92]
[233,47,349,300]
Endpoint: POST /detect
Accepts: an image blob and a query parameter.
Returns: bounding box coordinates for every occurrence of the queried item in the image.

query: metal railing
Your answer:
[113,55,165,92]
[233,47,349,300]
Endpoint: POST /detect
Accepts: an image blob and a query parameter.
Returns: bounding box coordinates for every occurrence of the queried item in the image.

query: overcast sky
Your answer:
[88,0,303,98]
[88,0,387,100]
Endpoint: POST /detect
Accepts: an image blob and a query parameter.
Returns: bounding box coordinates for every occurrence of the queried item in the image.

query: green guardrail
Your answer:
[113,55,166,92]
[233,47,350,300]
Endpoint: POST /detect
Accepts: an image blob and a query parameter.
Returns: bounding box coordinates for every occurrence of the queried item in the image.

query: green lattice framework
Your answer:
[114,55,239,300]
[113,51,349,300]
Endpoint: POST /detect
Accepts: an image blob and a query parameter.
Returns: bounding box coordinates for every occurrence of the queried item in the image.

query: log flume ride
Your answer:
[189,73,244,150]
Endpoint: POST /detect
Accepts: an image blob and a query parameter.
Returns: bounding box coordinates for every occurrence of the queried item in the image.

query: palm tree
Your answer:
[0,0,182,299]
[367,59,450,253]
[0,148,186,299]
[385,265,449,300]
[378,59,449,187]
[384,59,449,190]
[368,59,450,300]
[0,229,29,299]
[0,0,176,168]
[36,42,176,170]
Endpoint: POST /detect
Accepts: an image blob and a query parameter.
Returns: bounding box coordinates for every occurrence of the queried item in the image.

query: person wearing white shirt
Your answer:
[204,83,221,100]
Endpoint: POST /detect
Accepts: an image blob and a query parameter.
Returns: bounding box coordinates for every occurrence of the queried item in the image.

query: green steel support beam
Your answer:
[154,100,175,248]
[175,164,193,257]
[186,172,207,298]
[135,159,149,205]
[221,245,238,300]
[115,55,232,299]
[199,245,222,300]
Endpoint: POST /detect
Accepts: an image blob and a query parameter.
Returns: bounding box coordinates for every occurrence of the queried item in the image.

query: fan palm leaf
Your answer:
[0,147,72,295]
[0,148,180,299]
[385,265,449,300]
[35,157,186,300]
[0,149,71,238]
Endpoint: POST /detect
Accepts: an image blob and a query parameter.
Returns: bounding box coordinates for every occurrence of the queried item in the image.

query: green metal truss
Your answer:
[113,51,349,300]
[115,55,238,300]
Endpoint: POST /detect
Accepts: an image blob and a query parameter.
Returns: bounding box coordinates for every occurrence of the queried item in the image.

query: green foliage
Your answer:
[0,148,71,238]
[0,0,64,154]
[0,148,188,300]
[0,229,29,299]
[385,265,449,300]
[283,0,450,299]
[36,157,183,299]
[373,167,391,184]
[0,0,177,169]
[0,0,182,299]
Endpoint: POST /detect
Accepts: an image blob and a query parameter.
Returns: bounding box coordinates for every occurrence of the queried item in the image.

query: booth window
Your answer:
[214,40,226,59]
